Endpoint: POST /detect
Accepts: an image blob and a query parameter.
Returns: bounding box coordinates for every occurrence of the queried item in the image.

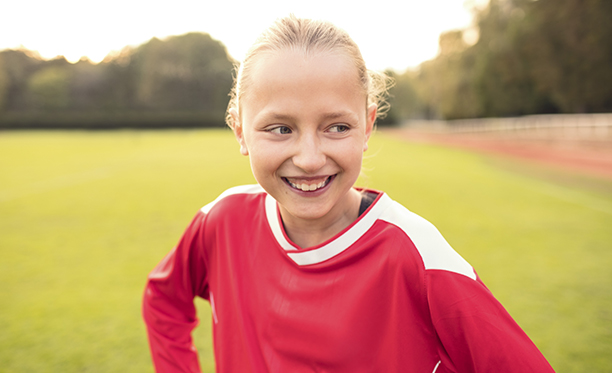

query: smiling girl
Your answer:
[143,15,554,373]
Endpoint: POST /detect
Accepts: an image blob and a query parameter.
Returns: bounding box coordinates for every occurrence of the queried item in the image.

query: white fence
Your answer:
[404,113,612,142]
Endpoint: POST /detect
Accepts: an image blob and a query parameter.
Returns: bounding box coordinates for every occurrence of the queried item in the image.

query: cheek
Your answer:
[333,135,366,154]
[328,141,364,169]
[247,144,284,175]
[248,155,270,186]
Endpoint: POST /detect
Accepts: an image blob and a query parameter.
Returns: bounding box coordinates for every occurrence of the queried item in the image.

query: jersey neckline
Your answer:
[265,190,393,266]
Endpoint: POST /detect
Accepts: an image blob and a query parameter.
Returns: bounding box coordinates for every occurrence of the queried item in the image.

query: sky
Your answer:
[0,0,488,72]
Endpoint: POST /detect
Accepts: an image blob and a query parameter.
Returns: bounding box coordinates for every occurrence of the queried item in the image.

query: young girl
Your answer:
[143,15,555,372]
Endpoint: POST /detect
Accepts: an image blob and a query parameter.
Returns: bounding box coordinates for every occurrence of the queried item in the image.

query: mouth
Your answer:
[283,175,334,192]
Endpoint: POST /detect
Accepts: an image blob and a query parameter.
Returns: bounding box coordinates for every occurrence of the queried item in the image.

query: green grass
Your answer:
[1,129,611,372]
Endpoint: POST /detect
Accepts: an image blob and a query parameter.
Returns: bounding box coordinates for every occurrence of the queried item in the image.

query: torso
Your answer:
[198,185,465,372]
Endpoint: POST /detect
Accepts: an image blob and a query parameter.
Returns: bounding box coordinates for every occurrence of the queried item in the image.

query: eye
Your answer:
[268,126,292,134]
[328,124,350,133]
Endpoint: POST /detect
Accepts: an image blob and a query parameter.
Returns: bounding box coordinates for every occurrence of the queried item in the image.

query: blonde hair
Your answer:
[226,15,392,129]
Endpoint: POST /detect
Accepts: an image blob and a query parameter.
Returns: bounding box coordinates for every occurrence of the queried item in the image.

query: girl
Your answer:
[143,15,555,372]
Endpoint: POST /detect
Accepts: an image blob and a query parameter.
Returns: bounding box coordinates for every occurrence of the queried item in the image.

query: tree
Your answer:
[27,65,71,110]
[0,54,8,112]
[129,32,234,114]
[0,49,43,111]
[412,30,481,120]
[470,0,558,117]
[525,0,612,112]
[384,69,424,124]
[68,58,109,111]
[408,0,612,119]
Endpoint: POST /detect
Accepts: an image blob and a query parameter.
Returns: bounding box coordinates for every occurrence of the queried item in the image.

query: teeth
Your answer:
[287,177,330,192]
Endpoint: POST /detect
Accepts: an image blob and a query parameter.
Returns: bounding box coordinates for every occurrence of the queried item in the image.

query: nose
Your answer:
[292,132,326,173]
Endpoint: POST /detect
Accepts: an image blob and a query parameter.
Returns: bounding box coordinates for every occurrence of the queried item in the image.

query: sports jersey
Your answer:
[143,184,554,372]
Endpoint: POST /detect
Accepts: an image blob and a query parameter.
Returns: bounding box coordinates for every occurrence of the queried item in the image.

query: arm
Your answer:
[143,211,209,373]
[427,270,555,372]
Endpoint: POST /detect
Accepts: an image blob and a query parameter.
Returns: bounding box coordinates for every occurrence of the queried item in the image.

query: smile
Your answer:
[283,175,333,192]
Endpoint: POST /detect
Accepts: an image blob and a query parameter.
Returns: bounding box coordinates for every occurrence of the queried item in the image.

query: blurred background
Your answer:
[1,0,611,372]
[0,0,611,127]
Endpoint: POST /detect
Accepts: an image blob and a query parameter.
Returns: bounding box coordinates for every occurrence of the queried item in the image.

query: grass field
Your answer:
[1,129,611,372]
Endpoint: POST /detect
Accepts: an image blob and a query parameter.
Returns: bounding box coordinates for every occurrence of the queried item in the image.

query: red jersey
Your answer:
[143,185,554,372]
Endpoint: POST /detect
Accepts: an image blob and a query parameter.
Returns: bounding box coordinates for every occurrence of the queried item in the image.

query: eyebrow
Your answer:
[321,111,354,120]
[261,111,356,122]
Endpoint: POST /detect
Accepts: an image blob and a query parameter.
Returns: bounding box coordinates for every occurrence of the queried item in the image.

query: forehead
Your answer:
[242,49,366,120]
[250,48,360,80]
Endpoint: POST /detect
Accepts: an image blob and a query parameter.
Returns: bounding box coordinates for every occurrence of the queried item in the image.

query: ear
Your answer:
[363,103,377,152]
[230,108,249,156]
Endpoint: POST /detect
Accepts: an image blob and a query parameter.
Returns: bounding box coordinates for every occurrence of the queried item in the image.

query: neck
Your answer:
[280,188,362,248]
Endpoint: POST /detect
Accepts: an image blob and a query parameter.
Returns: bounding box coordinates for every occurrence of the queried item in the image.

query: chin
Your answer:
[281,202,334,221]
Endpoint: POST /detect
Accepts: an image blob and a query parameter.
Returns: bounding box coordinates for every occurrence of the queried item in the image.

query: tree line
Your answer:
[384,0,612,123]
[0,33,234,128]
[0,0,611,128]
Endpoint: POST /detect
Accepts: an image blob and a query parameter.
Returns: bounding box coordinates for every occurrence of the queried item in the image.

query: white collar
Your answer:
[265,192,392,266]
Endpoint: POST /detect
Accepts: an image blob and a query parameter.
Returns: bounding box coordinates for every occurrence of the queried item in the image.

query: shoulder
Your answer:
[192,184,268,235]
[376,193,476,280]
[200,184,266,214]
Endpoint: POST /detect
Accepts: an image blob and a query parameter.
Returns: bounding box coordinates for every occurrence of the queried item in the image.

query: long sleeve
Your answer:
[427,270,555,372]
[143,211,209,373]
